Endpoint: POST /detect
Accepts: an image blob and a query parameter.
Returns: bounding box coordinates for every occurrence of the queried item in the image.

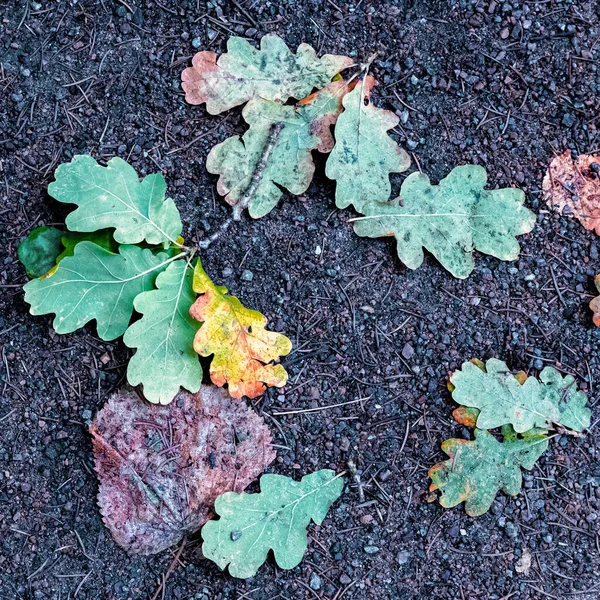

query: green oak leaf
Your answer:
[58,229,119,262]
[123,261,202,405]
[48,155,183,246]
[18,226,63,278]
[202,470,343,578]
[182,33,352,115]
[207,81,351,218]
[351,165,536,278]
[325,76,410,212]
[539,367,591,432]
[24,242,172,340]
[429,427,548,516]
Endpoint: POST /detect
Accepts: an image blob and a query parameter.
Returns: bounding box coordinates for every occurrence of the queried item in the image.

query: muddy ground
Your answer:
[1,0,600,598]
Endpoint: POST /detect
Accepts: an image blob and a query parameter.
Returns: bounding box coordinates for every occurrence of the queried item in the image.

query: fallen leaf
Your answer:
[18,226,63,278]
[202,470,343,578]
[206,80,353,218]
[543,150,600,234]
[190,261,292,398]
[181,34,352,115]
[352,165,536,278]
[325,76,410,212]
[91,386,276,555]
[590,275,600,326]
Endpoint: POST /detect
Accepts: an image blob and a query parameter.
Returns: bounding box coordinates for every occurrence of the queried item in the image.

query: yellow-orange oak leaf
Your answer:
[189,261,292,398]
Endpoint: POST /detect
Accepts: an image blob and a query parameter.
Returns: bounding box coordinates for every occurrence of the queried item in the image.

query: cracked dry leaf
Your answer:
[24,242,172,341]
[206,80,353,218]
[181,33,352,115]
[451,358,590,433]
[325,76,410,212]
[590,275,600,326]
[190,261,292,398]
[123,261,202,405]
[352,165,535,278]
[49,155,183,246]
[91,386,276,555]
[202,470,343,578]
[428,427,548,516]
[543,150,600,234]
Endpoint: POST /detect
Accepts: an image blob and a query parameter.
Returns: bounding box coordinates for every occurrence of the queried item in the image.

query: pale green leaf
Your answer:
[352,165,536,278]
[207,81,352,218]
[182,33,352,114]
[451,359,590,433]
[123,261,202,405]
[49,155,183,246]
[325,76,410,212]
[24,242,173,340]
[429,428,548,516]
[202,470,343,578]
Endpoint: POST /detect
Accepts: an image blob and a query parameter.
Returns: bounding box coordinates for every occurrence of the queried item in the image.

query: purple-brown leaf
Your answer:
[90,386,275,555]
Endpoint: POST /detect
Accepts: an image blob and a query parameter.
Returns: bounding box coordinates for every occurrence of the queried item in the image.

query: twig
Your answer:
[346,460,364,502]
[150,537,187,600]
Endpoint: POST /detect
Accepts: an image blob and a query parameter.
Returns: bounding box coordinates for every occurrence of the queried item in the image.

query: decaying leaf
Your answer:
[190,261,292,398]
[123,261,202,405]
[24,242,172,340]
[202,470,343,578]
[351,165,535,278]
[325,76,410,212]
[428,427,548,517]
[49,155,183,246]
[18,226,63,278]
[206,81,353,218]
[591,275,600,326]
[91,386,276,555]
[181,34,352,115]
[451,358,591,433]
[542,150,600,234]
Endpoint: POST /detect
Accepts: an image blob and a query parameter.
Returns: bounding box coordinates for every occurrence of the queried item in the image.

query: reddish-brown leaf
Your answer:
[90,386,275,555]
[543,150,600,234]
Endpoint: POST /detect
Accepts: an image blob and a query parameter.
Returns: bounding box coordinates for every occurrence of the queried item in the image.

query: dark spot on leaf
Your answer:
[230,530,242,542]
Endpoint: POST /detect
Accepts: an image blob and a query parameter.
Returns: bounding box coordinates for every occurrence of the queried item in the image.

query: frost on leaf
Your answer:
[190,261,292,399]
[24,242,171,340]
[123,261,202,405]
[428,427,548,517]
[325,76,410,212]
[181,33,352,115]
[49,155,182,246]
[91,386,276,555]
[351,165,535,279]
[451,358,591,433]
[543,150,600,234]
[202,470,343,578]
[206,81,353,218]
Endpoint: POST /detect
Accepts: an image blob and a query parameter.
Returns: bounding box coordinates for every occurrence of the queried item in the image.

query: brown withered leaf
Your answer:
[90,386,275,555]
[543,150,600,234]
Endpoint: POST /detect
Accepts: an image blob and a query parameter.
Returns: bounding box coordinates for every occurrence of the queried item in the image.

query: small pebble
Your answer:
[309,572,322,590]
[241,270,253,281]
[364,545,379,554]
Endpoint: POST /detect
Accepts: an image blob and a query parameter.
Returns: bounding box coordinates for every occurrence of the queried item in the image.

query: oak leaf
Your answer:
[18,226,63,278]
[190,261,292,398]
[206,80,353,218]
[325,76,410,212]
[91,386,276,555]
[351,165,535,278]
[543,150,600,234]
[181,34,352,115]
[202,470,343,578]
[590,275,600,326]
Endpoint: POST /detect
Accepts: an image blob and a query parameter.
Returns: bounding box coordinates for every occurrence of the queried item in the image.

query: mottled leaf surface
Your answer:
[429,428,548,516]
[325,76,410,212]
[49,155,182,246]
[202,470,343,578]
[190,262,292,398]
[91,387,275,555]
[591,275,600,326]
[352,165,535,278]
[181,34,352,114]
[18,226,63,278]
[24,242,170,340]
[207,81,351,218]
[123,261,202,405]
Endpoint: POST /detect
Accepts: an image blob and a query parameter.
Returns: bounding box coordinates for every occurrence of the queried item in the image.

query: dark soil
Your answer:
[1,1,600,598]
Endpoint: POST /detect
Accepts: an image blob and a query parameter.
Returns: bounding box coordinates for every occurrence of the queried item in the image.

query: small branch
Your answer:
[200,121,285,249]
[149,537,187,600]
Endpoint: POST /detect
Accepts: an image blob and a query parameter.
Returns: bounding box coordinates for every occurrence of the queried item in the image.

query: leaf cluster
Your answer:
[429,359,591,516]
[183,34,536,278]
